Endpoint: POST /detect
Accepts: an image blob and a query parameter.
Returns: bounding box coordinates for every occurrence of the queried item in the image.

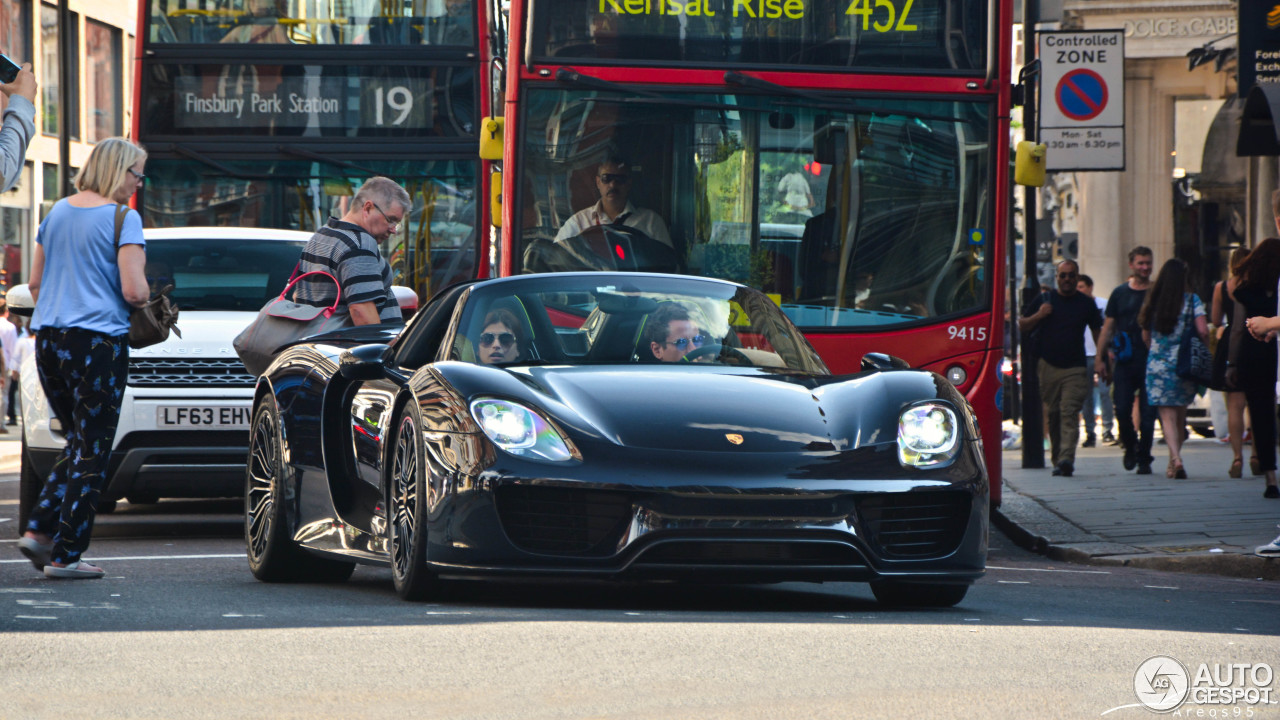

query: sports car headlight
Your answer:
[897,403,961,467]
[469,398,575,462]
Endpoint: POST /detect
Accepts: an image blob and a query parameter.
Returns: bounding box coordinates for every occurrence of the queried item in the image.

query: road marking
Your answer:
[988,564,1110,574]
[1144,585,1179,590]
[0,553,244,565]
[997,580,1030,584]
[14,615,57,620]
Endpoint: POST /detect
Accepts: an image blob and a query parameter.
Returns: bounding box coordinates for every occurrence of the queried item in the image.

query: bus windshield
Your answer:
[532,0,985,72]
[515,87,991,330]
[148,0,474,46]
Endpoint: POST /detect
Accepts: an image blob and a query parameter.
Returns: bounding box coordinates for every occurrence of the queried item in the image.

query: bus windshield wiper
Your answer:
[171,144,266,179]
[554,68,664,99]
[725,70,967,125]
[277,145,380,176]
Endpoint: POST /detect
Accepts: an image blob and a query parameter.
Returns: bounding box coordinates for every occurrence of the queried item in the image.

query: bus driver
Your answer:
[555,149,671,248]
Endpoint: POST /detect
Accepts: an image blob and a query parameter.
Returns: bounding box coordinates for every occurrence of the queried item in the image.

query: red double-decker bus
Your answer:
[134,0,507,295]
[492,0,1013,503]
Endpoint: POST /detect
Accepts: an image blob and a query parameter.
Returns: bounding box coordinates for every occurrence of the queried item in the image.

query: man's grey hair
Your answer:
[353,176,412,215]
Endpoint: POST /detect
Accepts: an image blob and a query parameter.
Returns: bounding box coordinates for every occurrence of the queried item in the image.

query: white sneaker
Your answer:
[1256,528,1280,558]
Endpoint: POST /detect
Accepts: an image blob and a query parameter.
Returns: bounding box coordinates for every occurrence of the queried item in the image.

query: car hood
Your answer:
[447,364,949,453]
[127,310,254,359]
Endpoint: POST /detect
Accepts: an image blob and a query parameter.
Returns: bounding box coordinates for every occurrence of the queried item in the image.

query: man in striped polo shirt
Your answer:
[295,176,408,326]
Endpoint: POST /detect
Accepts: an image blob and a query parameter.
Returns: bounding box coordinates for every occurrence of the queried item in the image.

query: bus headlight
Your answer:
[898,403,960,467]
[470,398,576,462]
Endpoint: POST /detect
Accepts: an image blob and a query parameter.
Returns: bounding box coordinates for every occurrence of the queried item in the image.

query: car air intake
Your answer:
[128,358,256,387]
[856,491,971,559]
[635,540,865,566]
[494,485,631,556]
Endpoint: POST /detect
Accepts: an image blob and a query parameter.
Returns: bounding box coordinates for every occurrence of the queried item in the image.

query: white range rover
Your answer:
[15,227,315,521]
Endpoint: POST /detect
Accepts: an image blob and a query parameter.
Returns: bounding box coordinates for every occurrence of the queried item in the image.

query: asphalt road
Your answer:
[1,477,1278,719]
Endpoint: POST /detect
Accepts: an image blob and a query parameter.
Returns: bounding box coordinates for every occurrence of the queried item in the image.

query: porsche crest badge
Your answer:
[725,433,744,445]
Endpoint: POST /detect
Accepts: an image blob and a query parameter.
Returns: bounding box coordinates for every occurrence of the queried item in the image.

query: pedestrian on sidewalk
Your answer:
[1233,238,1280,499]
[1019,259,1102,477]
[1210,247,1254,478]
[15,137,150,580]
[1077,274,1115,447]
[1096,247,1157,474]
[1139,259,1208,479]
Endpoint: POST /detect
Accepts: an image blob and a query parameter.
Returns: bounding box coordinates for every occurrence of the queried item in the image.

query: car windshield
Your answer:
[451,275,829,373]
[145,238,305,311]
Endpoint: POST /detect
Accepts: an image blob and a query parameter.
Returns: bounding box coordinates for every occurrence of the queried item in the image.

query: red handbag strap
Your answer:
[280,270,342,315]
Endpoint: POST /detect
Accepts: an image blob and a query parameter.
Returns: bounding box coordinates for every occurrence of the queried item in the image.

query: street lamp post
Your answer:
[57,0,72,198]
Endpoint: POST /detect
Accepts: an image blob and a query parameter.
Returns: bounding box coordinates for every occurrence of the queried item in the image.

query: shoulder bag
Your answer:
[233,267,352,376]
[1175,295,1213,385]
[114,204,180,349]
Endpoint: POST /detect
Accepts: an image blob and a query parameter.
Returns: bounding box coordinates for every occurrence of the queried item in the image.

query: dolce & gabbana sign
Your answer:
[1122,14,1236,39]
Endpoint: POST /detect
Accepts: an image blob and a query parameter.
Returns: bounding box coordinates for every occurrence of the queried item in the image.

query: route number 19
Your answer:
[845,0,918,32]
[373,86,413,126]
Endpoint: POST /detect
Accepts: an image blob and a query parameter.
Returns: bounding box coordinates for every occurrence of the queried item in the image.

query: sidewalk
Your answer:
[994,433,1280,580]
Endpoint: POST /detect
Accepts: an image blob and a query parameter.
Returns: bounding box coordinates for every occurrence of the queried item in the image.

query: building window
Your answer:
[85,19,121,142]
[41,3,79,140]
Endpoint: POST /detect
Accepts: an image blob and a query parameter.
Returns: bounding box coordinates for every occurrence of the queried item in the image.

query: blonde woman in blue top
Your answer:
[16,137,149,579]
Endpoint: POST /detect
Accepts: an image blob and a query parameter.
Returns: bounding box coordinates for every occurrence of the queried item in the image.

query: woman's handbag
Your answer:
[113,204,180,349]
[1176,295,1213,385]
[233,269,351,376]
[128,284,181,349]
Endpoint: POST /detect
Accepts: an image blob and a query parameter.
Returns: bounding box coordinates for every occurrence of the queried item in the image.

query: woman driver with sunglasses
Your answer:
[475,309,524,365]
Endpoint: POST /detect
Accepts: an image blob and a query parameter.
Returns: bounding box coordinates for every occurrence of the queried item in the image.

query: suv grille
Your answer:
[128,358,255,388]
[856,491,972,560]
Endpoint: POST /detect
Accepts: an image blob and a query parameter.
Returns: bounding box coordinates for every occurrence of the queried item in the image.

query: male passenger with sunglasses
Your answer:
[645,304,705,363]
[554,149,671,249]
[1019,260,1102,477]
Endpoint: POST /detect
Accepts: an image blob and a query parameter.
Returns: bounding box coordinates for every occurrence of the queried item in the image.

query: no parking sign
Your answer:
[1038,30,1126,171]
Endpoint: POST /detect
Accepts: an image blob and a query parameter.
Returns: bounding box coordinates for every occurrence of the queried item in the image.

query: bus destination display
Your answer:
[536,0,983,71]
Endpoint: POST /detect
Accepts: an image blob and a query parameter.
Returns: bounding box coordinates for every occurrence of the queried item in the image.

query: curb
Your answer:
[992,488,1280,582]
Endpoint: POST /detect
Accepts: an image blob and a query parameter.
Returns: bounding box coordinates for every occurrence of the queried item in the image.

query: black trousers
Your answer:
[1243,379,1278,473]
[1111,359,1155,465]
[25,328,128,565]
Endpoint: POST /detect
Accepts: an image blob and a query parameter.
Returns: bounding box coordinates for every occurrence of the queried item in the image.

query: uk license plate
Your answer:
[156,406,251,429]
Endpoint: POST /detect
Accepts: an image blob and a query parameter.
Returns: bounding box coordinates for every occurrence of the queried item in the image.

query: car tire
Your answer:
[870,580,969,608]
[17,439,40,533]
[245,395,354,583]
[387,401,439,601]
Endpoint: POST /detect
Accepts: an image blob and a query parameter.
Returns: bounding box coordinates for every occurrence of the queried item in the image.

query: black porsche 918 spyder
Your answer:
[245,272,988,607]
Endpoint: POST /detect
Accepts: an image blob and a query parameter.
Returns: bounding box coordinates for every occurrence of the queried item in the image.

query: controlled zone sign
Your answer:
[1038,30,1125,171]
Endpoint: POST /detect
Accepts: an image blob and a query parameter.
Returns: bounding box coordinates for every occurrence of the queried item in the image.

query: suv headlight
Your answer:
[470,398,577,463]
[898,402,961,467]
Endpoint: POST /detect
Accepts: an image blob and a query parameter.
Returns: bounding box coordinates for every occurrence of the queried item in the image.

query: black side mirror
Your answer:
[339,343,393,381]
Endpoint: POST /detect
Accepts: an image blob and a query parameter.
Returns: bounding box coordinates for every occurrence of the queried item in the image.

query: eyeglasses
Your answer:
[598,173,631,185]
[1057,272,1078,279]
[480,332,516,346]
[664,334,705,350]
[128,168,146,182]
[371,202,403,229]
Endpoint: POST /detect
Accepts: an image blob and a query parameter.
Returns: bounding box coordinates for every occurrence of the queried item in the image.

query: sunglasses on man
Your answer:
[664,335,706,350]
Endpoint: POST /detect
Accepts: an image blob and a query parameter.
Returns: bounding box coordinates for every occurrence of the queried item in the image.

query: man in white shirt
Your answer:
[554,151,671,248]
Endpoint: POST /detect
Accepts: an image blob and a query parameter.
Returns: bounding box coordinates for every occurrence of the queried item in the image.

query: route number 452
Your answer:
[845,0,918,32]
[948,325,987,342]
